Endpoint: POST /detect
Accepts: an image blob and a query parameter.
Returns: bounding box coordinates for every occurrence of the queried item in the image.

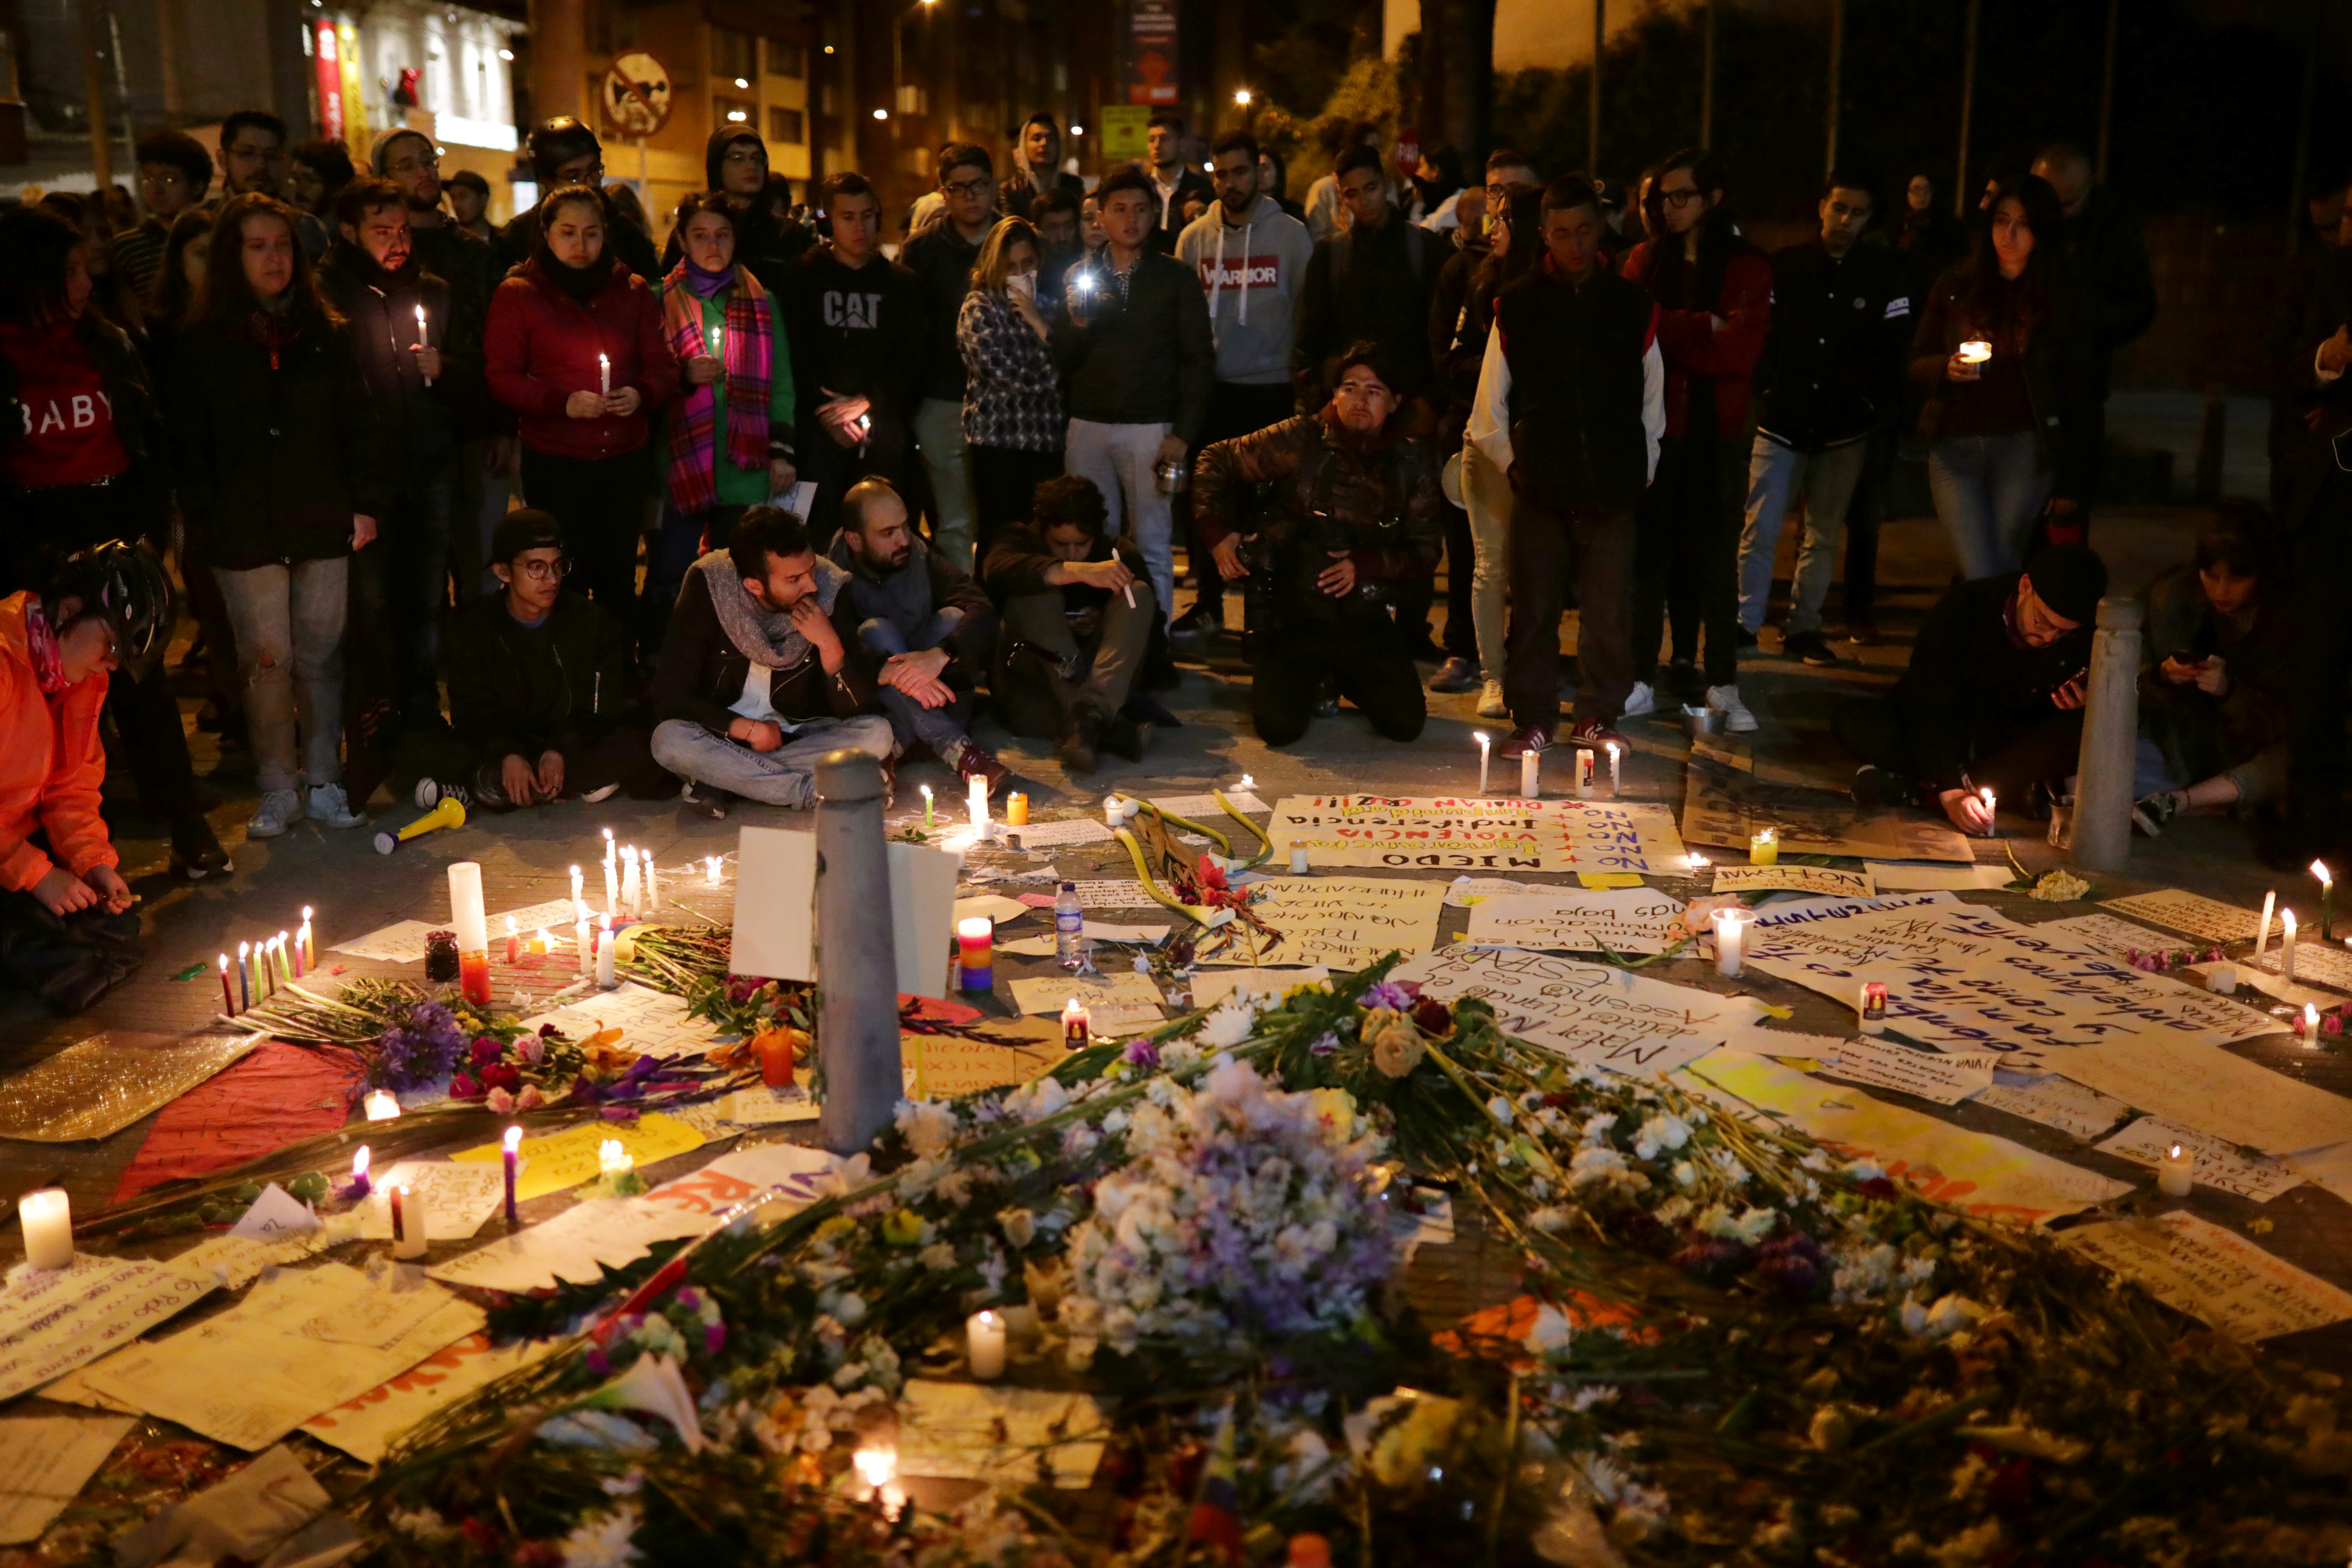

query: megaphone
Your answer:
[373,794,466,855]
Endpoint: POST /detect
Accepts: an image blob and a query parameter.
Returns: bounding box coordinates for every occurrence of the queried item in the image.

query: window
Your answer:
[710,26,757,83]
[714,95,757,127]
[768,106,805,144]
[766,38,804,77]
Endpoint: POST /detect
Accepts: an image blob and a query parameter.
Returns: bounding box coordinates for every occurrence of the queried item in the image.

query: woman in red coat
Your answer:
[484,185,678,628]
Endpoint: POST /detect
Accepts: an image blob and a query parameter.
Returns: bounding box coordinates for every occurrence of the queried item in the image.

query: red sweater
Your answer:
[1618,240,1773,438]
[484,255,679,461]
[0,317,130,488]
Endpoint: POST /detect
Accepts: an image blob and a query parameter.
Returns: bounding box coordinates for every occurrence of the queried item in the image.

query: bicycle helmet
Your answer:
[46,540,173,663]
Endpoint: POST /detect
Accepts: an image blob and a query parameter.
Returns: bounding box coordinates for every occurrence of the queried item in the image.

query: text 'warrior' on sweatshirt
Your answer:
[1174,195,1315,388]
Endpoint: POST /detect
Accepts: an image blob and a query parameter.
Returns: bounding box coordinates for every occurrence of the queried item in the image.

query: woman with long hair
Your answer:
[484,184,677,632]
[0,206,227,877]
[1908,173,2088,580]
[35,192,145,346]
[166,193,386,837]
[958,217,1066,560]
[143,207,213,353]
[646,191,795,647]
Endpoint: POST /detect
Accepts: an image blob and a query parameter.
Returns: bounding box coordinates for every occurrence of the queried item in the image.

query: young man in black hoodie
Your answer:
[901,143,1003,572]
[649,506,894,814]
[416,511,672,810]
[497,118,660,281]
[659,129,809,292]
[782,171,925,547]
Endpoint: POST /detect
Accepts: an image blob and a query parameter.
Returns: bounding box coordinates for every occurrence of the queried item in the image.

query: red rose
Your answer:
[449,1072,481,1099]
[1411,997,1453,1037]
[470,1035,503,1065]
[480,1062,523,1092]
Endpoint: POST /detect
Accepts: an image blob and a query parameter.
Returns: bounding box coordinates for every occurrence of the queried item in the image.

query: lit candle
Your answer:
[921,784,935,827]
[2205,962,2237,995]
[449,863,492,1007]
[300,908,316,969]
[597,914,617,989]
[1289,847,1310,874]
[501,1126,522,1226]
[530,928,552,956]
[1103,794,1125,826]
[1575,748,1595,797]
[1978,786,1997,837]
[2257,891,2276,955]
[598,352,610,395]
[968,774,989,838]
[293,921,310,978]
[1475,731,1491,795]
[966,1309,1007,1380]
[957,916,995,992]
[704,856,722,887]
[1859,980,1887,1034]
[1005,791,1029,826]
[347,1145,372,1199]
[620,848,640,918]
[1237,773,1255,793]
[604,856,619,914]
[641,849,660,912]
[237,941,251,1012]
[364,1089,400,1122]
[575,902,593,979]
[570,865,584,906]
[415,303,433,384]
[2284,910,2300,985]
[2301,1002,2320,1039]
[708,324,722,359]
[505,915,521,965]
[603,828,616,868]
[2156,1142,2194,1197]
[854,1444,898,1501]
[2316,860,2335,943]
[19,1188,72,1271]
[598,1139,633,1181]
[390,1184,428,1260]
[1751,828,1778,867]
[1521,747,1540,799]
[1712,906,1749,979]
[1957,338,1992,364]
[275,931,294,986]
[1061,996,1090,1049]
[217,954,234,1017]
[1606,741,1621,796]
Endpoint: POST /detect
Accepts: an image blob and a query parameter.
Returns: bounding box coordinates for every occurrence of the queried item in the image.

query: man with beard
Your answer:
[316,178,479,774]
[217,108,327,256]
[825,477,1005,795]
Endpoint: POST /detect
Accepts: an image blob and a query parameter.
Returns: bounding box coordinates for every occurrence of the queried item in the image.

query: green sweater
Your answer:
[660,280,797,509]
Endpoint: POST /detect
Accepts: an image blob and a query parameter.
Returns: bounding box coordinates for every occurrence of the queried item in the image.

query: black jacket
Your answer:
[781,246,927,433]
[315,245,479,467]
[652,565,879,736]
[982,522,1148,617]
[498,207,661,284]
[1753,240,1912,451]
[1049,250,1213,441]
[2049,187,2157,395]
[1891,571,2092,792]
[1001,168,1084,223]
[1149,167,1215,251]
[446,590,638,765]
[1908,263,2093,505]
[2281,247,2352,532]
[164,309,388,569]
[1493,259,1655,519]
[824,535,996,686]
[901,217,998,404]
[1293,214,1439,402]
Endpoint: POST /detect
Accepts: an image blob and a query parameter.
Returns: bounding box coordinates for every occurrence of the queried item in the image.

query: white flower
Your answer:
[560,1506,643,1567]
[999,1208,1037,1249]
[820,1153,872,1197]
[1926,1293,1984,1336]
[1631,1113,1691,1160]
[1930,1519,2003,1567]
[1005,1075,1070,1122]
[1654,1196,1692,1225]
[1526,1303,1575,1354]
[895,1099,956,1159]
[919,1242,956,1271]
[1529,1205,1571,1234]
[1808,1406,1852,1451]
[1579,1112,1619,1145]
[1567,1145,1630,1191]
[1672,1161,1698,1189]
[388,1507,456,1543]
[1486,1095,1516,1126]
[1197,1001,1257,1050]
[1844,1158,1887,1182]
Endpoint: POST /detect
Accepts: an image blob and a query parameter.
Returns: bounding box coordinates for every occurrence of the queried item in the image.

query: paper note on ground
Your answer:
[0,1410,132,1543]
[647,1142,834,1216]
[2209,962,2339,1012]
[713,1084,820,1125]
[2284,1142,2352,1207]
[1714,864,1875,900]
[78,1263,482,1450]
[2035,912,2183,960]
[0,1258,215,1402]
[426,1198,715,1292]
[1466,888,1685,956]
[2062,1211,2352,1340]
[301,1333,559,1463]
[998,815,1113,847]
[228,1182,321,1242]
[1000,922,1168,956]
[452,1112,703,1200]
[2093,1116,2304,1202]
[1442,877,1547,905]
[897,1379,1109,1489]
[2057,1033,2352,1154]
[1864,861,2015,892]
[953,895,1031,926]
[1198,877,1445,970]
[1681,1050,2130,1224]
[1009,970,1161,1015]
[2258,941,2352,994]
[160,1233,328,1291]
[335,898,584,964]
[1269,795,1686,875]
[2101,888,2265,945]
[1812,1038,1997,1105]
[1192,966,1331,1008]
[1966,1072,2133,1142]
[1578,872,1648,890]
[907,1031,1063,1098]
[728,826,816,982]
[520,982,713,1059]
[356,1161,509,1240]
[1389,944,1760,1078]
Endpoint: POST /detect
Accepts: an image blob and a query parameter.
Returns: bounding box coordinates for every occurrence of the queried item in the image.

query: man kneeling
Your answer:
[1192,341,1442,746]
[651,506,895,813]
[420,510,674,811]
[981,476,1155,774]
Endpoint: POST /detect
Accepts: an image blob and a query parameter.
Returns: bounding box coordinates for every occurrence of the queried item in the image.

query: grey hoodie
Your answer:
[1174,194,1315,387]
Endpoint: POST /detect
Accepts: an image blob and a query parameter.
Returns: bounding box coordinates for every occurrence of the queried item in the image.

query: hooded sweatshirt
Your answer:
[1174,194,1314,387]
[0,594,113,893]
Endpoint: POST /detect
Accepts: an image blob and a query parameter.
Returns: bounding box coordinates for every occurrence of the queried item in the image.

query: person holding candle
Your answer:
[645,192,798,657]
[649,506,893,813]
[484,184,678,631]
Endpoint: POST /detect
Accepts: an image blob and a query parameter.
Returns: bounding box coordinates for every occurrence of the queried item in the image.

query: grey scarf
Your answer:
[690,550,845,671]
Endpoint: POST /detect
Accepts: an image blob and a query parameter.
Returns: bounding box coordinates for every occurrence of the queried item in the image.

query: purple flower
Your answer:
[373,1002,465,1094]
[1122,1038,1161,1070]
[1753,1234,1825,1299]
[675,1288,701,1310]
[600,1105,642,1123]
[703,1321,727,1356]
[470,1035,502,1066]
[1357,980,1416,1012]
[585,1346,611,1377]
[1669,1239,1753,1281]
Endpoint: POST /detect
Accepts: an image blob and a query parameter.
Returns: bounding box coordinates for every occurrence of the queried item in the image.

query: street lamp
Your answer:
[1233,88,1252,107]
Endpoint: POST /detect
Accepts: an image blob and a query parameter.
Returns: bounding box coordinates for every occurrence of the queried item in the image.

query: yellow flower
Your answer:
[1368,1395,1462,1488]
[881,1208,926,1246]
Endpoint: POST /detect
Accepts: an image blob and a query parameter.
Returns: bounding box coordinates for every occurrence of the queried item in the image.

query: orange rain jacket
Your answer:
[0,593,114,893]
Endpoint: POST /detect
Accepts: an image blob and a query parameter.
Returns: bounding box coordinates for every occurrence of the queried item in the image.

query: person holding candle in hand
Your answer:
[484,184,677,634]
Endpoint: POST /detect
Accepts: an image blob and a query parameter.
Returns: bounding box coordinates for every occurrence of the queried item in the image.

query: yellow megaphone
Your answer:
[372,794,466,855]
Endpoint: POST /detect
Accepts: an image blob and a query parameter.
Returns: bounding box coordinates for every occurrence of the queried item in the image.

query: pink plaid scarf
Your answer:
[661,263,774,515]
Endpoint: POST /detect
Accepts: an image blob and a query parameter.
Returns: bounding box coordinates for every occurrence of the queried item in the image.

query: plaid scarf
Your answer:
[661,263,774,515]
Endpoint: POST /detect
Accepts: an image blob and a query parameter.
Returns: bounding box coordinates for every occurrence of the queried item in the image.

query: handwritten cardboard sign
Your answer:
[1712,864,1875,900]
[300,1333,557,1463]
[2061,1212,2352,1340]
[451,1112,703,1200]
[1464,889,1685,955]
[2092,1116,2303,1203]
[1388,943,1756,1077]
[0,1259,215,1403]
[2100,888,2265,945]
[2056,1032,2352,1155]
[1268,796,1687,875]
[1200,877,1445,970]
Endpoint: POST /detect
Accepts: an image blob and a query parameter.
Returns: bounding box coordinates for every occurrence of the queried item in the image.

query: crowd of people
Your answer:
[13,95,2352,1011]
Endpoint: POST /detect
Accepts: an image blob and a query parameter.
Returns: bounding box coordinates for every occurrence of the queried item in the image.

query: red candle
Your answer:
[956,916,994,992]
[505,915,520,965]
[460,950,492,1007]
[217,955,234,1016]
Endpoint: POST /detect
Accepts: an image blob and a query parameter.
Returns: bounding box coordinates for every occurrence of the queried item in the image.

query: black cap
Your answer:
[2023,543,2107,626]
[492,509,564,566]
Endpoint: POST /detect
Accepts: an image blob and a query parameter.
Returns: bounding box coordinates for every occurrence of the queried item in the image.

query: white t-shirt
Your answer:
[729,666,800,730]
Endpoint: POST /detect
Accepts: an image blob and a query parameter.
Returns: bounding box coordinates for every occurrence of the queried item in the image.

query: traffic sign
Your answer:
[602,52,673,137]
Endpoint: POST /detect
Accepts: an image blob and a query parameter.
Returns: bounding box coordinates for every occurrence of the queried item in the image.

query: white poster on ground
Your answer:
[1387,943,1760,1077]
[1268,795,1687,876]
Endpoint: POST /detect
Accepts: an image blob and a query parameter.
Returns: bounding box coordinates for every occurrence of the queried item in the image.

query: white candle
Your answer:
[2258,891,2276,955]
[1474,731,1491,795]
[570,864,585,907]
[604,858,620,915]
[1606,741,1621,795]
[447,862,488,958]
[1289,848,1309,874]
[2302,1002,2321,1040]
[1104,794,1123,826]
[415,303,433,384]
[1237,773,1255,792]
[704,855,722,887]
[19,1188,71,1271]
[620,849,640,918]
[1574,748,1595,798]
[1712,907,1748,979]
[642,849,660,912]
[597,915,617,988]
[2205,962,2237,995]
[966,1309,1007,1379]
[301,907,316,970]
[968,775,990,838]
[1978,787,1997,837]
[364,1089,400,1122]
[575,902,593,979]
[598,352,610,395]
[603,828,616,868]
[389,1184,428,1260]
[1521,747,1540,799]
[598,1139,633,1180]
[2284,910,2299,985]
[2156,1142,2193,1197]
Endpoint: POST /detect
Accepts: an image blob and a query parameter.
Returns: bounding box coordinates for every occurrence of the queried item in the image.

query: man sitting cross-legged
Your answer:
[650,505,895,815]
[825,476,1006,796]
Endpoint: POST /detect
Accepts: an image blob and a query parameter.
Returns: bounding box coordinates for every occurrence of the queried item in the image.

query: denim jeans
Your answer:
[1737,435,1867,635]
[648,713,895,808]
[912,397,977,573]
[1065,419,1175,626]
[1927,432,2051,581]
[215,557,349,792]
[858,608,974,759]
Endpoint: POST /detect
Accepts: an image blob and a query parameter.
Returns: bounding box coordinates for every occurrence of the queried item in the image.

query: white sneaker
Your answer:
[247,788,304,838]
[581,783,620,803]
[308,783,364,828]
[1621,681,1658,718]
[1707,684,1759,733]
[1476,680,1508,720]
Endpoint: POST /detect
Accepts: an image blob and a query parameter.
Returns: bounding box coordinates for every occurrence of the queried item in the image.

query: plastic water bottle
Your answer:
[1055,881,1084,970]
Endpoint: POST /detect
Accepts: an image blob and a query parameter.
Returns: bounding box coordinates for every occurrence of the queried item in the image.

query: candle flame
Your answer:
[2167,1143,2183,1160]
[853,1445,896,1488]
[2314,860,2333,884]
[503,1126,523,1152]
[218,953,228,969]
[1473,731,1488,745]
[353,1145,369,1177]
[506,915,518,933]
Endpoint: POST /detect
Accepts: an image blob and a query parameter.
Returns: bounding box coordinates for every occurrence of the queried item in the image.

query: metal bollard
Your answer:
[2069,594,2141,873]
[814,749,903,1156]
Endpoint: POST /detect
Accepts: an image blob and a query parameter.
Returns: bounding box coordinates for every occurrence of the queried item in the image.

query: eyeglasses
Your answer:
[942,176,993,199]
[388,153,441,175]
[515,558,572,582]
[721,148,767,166]
[1659,186,1706,209]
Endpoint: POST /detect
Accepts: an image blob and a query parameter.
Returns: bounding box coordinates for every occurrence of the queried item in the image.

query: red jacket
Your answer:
[1618,238,1773,438]
[0,596,113,894]
[484,255,679,461]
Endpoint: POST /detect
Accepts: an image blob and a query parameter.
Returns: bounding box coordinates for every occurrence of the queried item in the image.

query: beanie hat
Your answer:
[492,509,565,565]
[2024,543,2107,625]
[369,125,434,176]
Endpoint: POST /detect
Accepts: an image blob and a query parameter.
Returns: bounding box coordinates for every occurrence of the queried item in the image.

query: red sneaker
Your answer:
[954,741,1009,798]
[1567,716,1628,750]
[1499,726,1552,758]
